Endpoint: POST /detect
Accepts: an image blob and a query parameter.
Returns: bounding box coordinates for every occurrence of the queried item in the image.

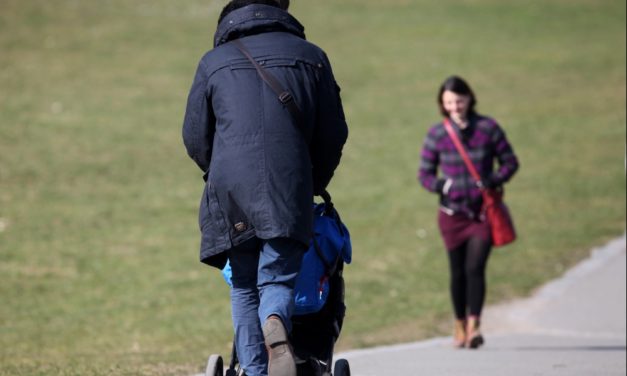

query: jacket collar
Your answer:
[213,4,306,48]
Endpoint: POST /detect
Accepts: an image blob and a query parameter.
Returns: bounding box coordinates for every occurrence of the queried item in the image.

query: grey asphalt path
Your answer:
[336,235,626,376]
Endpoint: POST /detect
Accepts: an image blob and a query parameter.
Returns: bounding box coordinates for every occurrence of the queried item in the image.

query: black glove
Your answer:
[436,178,453,195]
[476,176,499,189]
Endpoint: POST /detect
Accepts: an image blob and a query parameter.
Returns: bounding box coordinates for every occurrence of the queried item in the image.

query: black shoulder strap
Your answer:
[232,39,303,127]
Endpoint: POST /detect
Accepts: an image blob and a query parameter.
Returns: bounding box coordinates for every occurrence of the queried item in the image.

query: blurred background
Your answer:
[0,0,625,374]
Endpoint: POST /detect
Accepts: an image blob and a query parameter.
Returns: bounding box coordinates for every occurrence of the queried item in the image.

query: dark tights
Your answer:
[447,237,492,319]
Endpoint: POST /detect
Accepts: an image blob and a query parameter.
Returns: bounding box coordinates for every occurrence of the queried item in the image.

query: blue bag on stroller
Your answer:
[221,199,352,315]
[293,201,352,315]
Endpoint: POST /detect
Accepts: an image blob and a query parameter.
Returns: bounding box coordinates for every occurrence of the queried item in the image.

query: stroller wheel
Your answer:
[205,354,224,376]
[333,359,350,376]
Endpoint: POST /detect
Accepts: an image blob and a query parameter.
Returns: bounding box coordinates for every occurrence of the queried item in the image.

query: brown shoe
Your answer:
[453,319,466,348]
[263,316,296,376]
[466,316,484,349]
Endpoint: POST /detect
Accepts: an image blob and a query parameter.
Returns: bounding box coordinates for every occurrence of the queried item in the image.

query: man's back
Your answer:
[182,4,348,266]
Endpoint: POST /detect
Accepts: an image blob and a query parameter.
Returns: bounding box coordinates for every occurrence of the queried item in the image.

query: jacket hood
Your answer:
[213,4,305,48]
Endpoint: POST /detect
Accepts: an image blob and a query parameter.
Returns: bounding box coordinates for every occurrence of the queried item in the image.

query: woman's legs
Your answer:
[447,236,492,318]
[447,244,469,347]
[464,236,492,317]
[447,236,492,348]
[447,244,468,320]
[463,236,491,348]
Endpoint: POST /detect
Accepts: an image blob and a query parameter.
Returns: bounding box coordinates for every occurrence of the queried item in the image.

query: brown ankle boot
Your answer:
[262,316,296,376]
[453,319,466,348]
[466,316,484,349]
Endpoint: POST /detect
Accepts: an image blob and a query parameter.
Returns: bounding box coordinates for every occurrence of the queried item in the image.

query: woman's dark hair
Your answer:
[218,0,289,24]
[437,75,477,117]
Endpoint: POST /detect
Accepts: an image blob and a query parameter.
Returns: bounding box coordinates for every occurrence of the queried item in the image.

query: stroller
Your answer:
[205,192,352,376]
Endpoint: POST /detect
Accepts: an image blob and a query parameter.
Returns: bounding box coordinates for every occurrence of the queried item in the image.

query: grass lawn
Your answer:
[0,0,625,374]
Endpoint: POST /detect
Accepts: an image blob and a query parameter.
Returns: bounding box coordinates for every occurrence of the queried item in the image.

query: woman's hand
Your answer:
[476,176,499,189]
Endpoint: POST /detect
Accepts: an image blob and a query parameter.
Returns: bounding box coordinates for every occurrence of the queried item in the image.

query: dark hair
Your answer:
[437,75,477,117]
[218,0,289,24]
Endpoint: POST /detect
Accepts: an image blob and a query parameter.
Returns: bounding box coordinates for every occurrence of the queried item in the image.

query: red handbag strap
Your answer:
[443,118,482,184]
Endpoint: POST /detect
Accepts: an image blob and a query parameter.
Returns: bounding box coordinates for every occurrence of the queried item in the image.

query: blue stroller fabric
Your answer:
[221,202,351,315]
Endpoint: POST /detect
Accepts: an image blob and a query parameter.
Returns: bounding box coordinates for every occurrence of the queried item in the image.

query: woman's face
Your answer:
[442,90,471,121]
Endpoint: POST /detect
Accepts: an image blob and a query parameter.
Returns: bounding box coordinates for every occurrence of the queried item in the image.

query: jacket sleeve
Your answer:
[418,127,445,193]
[310,54,348,195]
[182,59,216,174]
[490,122,519,185]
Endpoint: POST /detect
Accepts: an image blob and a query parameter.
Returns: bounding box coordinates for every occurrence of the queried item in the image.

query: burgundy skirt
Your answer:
[438,209,491,251]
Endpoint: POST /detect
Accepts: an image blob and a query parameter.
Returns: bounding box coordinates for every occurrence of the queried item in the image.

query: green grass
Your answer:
[1,0,625,374]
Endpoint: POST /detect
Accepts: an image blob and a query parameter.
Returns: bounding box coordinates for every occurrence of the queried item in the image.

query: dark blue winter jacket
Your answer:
[182,4,348,268]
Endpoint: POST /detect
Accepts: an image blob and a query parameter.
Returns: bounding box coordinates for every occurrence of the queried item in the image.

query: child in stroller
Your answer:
[207,192,352,376]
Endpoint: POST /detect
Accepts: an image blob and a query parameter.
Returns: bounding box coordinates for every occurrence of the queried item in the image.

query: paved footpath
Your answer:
[337,235,626,376]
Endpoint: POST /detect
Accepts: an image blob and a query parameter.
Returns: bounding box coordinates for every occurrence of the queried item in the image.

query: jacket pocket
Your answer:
[229,57,297,70]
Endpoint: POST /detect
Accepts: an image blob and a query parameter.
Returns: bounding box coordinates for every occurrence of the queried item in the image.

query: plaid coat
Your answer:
[418,115,519,218]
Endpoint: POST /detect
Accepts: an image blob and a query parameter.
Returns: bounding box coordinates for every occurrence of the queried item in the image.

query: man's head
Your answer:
[219,0,290,24]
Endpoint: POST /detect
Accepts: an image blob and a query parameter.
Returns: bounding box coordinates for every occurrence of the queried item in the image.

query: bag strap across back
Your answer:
[232,39,303,128]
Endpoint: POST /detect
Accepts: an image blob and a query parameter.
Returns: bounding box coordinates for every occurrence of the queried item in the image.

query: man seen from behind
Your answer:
[182,1,349,375]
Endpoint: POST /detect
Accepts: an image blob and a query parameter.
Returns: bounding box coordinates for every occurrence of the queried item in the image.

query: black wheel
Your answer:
[206,354,224,376]
[333,359,350,376]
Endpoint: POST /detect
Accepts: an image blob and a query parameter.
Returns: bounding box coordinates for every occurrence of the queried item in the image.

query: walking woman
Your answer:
[418,76,519,349]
